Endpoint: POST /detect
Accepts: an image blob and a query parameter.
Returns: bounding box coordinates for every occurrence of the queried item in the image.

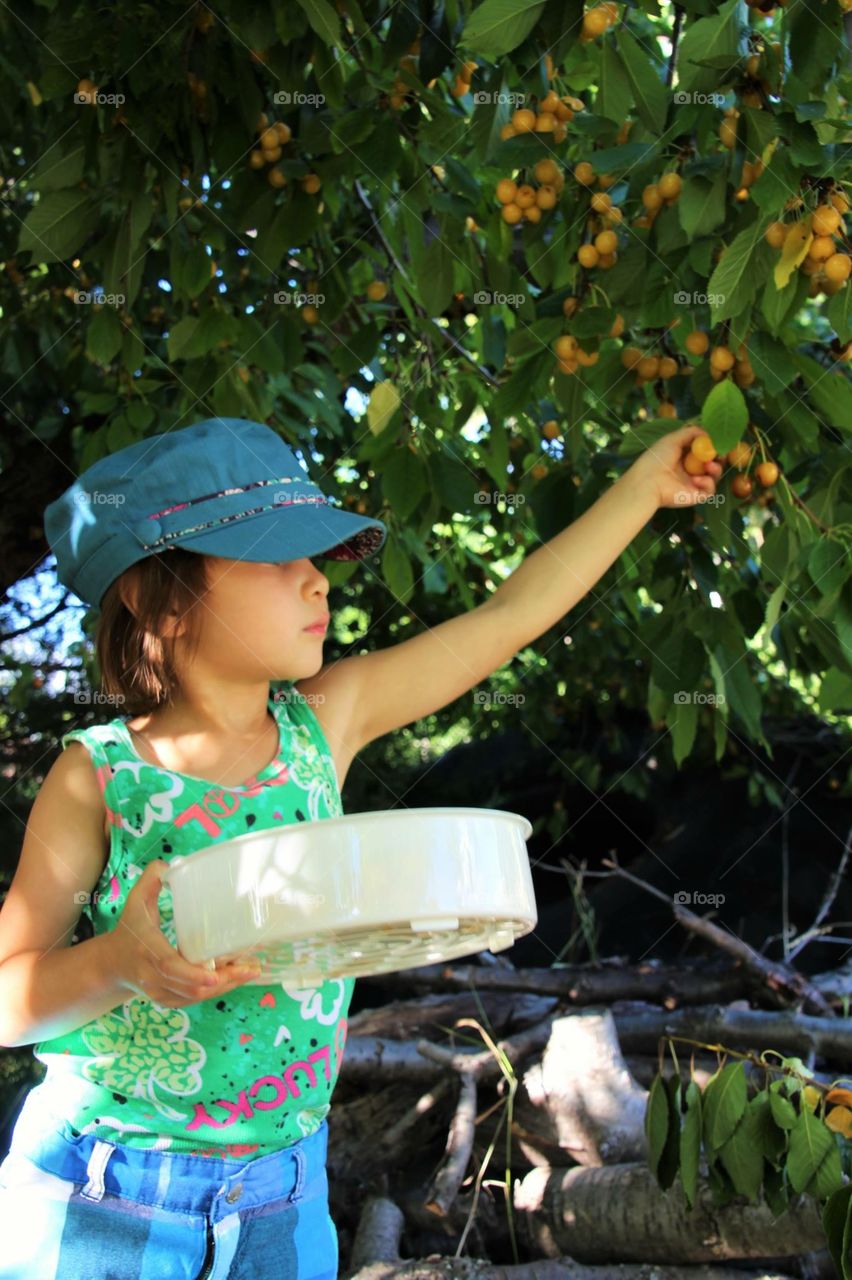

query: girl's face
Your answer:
[180,555,332,683]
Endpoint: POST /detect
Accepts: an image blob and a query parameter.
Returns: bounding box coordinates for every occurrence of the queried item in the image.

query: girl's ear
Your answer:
[118,575,140,618]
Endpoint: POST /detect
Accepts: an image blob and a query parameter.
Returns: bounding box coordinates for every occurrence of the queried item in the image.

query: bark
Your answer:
[521,1012,648,1166]
[344,1196,805,1280]
[365,960,749,1007]
[340,1003,852,1090]
[514,1162,827,1265]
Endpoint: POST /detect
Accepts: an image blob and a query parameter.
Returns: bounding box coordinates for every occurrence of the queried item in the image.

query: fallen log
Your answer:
[514,1161,826,1264]
[364,960,748,1007]
[344,1196,804,1280]
[341,1002,852,1089]
[612,1002,852,1060]
[522,1011,647,1166]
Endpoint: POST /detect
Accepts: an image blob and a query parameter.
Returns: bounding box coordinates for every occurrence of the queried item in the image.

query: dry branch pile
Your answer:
[328,914,851,1280]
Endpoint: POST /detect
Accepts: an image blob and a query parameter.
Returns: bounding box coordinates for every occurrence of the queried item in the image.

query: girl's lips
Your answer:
[303,624,328,634]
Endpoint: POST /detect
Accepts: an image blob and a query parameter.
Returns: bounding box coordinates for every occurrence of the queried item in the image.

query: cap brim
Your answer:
[161,502,386,565]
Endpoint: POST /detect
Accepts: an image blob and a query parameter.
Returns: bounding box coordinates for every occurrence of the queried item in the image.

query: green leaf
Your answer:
[707,215,773,326]
[18,188,95,262]
[701,379,748,455]
[381,532,415,603]
[460,0,545,56]
[590,143,662,175]
[180,242,214,299]
[793,353,852,431]
[417,238,454,317]
[827,286,852,344]
[645,1074,670,1181]
[724,654,767,745]
[751,147,801,215]
[166,316,197,362]
[598,42,633,125]
[669,696,698,766]
[761,270,809,337]
[821,1184,852,1280]
[85,304,123,366]
[703,1063,748,1152]
[788,0,844,93]
[679,1081,703,1211]
[614,27,668,135]
[676,0,742,95]
[767,1080,798,1131]
[718,1101,765,1202]
[809,538,849,598]
[31,143,85,192]
[382,448,428,520]
[787,1106,845,1200]
[293,0,341,46]
[748,331,796,396]
[469,73,512,164]
[678,170,727,239]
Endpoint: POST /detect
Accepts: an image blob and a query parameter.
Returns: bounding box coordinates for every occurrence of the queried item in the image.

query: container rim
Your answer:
[160,806,533,886]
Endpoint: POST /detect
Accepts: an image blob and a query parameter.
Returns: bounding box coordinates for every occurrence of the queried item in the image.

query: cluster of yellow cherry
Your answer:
[764,196,851,295]
[248,113,321,194]
[498,92,585,144]
[495,158,565,226]
[551,312,624,376]
[634,172,683,229]
[684,435,779,501]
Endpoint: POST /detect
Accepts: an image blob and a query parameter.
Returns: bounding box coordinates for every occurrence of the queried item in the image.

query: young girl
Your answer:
[0,414,720,1278]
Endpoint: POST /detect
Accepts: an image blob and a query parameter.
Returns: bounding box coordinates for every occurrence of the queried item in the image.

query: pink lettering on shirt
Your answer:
[173,770,290,838]
[184,1034,345,1131]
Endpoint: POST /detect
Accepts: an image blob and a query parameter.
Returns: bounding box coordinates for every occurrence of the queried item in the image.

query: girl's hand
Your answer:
[628,424,724,510]
[106,860,262,1008]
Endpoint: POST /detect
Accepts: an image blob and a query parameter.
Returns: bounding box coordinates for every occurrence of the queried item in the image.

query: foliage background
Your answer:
[1,0,851,1148]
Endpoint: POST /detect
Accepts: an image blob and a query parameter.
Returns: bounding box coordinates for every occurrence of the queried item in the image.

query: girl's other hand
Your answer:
[106,861,262,1007]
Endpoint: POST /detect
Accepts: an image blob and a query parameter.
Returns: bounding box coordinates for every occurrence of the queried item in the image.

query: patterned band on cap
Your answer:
[139,495,333,550]
[145,475,306,521]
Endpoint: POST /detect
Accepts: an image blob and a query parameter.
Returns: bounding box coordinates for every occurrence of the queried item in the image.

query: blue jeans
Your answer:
[0,1106,337,1279]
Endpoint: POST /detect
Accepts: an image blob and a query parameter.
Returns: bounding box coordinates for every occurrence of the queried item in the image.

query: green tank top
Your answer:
[29,688,353,1160]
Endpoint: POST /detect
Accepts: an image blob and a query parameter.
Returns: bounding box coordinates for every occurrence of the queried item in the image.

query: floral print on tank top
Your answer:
[29,688,353,1159]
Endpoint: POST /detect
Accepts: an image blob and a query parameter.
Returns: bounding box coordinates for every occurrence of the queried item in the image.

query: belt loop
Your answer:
[289,1144,307,1204]
[80,1139,116,1202]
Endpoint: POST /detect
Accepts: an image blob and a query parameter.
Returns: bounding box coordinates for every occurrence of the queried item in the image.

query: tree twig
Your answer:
[600,855,836,1017]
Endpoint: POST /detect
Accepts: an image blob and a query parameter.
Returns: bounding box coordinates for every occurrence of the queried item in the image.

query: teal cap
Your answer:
[44,417,387,607]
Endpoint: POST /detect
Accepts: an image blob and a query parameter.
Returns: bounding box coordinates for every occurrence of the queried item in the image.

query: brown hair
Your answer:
[95,549,211,716]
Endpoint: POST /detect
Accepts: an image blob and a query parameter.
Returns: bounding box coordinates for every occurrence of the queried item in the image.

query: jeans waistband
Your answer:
[9,1118,328,1217]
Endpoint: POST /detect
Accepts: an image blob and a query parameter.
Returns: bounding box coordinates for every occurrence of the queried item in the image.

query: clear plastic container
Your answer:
[160,806,537,983]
